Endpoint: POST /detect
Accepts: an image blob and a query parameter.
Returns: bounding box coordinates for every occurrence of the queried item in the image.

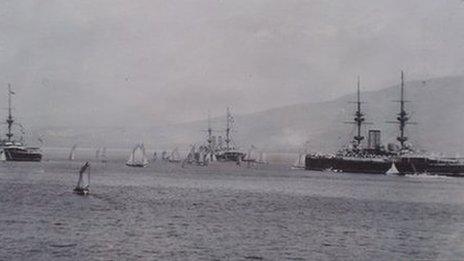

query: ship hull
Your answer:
[3,148,42,162]
[126,163,148,168]
[305,155,392,174]
[216,151,246,162]
[395,157,464,177]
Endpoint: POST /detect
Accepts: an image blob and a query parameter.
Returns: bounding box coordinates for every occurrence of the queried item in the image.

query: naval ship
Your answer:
[305,76,394,174]
[0,85,42,162]
[305,72,464,176]
[389,73,464,176]
[214,108,246,162]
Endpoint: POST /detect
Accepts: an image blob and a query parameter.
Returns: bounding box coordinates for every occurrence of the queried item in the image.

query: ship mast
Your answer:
[6,84,14,142]
[396,71,409,149]
[353,76,365,148]
[206,112,213,151]
[225,107,232,150]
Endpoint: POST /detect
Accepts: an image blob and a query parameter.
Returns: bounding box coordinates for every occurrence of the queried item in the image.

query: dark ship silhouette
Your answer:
[305,72,464,176]
[0,85,42,162]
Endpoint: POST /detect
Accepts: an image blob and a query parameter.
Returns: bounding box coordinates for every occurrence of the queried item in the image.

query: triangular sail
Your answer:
[293,153,305,168]
[76,162,90,189]
[76,172,84,188]
[386,162,399,175]
[141,144,148,165]
[69,144,77,161]
[127,147,136,165]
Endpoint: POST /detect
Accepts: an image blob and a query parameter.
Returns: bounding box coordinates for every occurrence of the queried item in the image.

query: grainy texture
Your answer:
[1,159,464,260]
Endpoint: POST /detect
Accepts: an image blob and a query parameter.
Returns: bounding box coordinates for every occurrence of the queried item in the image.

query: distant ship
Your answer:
[0,85,42,162]
[305,72,464,176]
[214,108,246,162]
[126,143,149,167]
[168,147,182,163]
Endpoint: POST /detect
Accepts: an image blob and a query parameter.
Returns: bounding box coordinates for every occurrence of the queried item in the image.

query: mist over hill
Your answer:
[16,75,464,155]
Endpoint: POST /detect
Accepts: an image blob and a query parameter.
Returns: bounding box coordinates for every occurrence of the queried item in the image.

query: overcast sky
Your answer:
[0,0,463,125]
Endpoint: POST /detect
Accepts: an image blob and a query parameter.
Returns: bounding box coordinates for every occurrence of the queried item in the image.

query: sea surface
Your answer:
[1,149,464,260]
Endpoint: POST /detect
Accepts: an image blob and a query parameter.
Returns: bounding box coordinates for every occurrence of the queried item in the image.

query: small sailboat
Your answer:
[386,162,400,175]
[292,153,306,169]
[126,144,149,167]
[244,148,257,163]
[0,150,6,161]
[100,147,107,163]
[161,151,168,161]
[257,152,267,164]
[168,148,181,163]
[74,161,90,195]
[68,144,77,161]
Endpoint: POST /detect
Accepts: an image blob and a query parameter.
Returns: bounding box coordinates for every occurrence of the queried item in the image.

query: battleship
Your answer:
[305,76,393,174]
[389,73,464,176]
[0,85,42,162]
[305,72,464,176]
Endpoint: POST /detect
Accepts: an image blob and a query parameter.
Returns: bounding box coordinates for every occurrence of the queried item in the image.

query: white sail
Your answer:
[76,171,84,188]
[386,162,399,175]
[0,150,6,161]
[141,144,148,165]
[100,147,107,162]
[169,148,181,162]
[127,147,136,165]
[127,144,148,167]
[68,144,77,161]
[292,153,305,168]
[258,152,267,164]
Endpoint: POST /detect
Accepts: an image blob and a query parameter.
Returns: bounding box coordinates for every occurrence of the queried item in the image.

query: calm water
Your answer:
[1,150,464,260]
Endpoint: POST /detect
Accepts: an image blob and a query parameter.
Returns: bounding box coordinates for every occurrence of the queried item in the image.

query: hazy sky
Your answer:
[0,0,463,125]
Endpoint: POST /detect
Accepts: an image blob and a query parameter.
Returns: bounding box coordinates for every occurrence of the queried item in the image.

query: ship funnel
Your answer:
[367,130,381,150]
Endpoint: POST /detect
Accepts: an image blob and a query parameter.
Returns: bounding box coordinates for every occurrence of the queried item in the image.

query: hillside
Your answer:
[28,75,464,155]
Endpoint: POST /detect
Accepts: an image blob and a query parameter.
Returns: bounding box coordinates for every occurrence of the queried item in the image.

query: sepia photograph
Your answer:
[1,0,464,260]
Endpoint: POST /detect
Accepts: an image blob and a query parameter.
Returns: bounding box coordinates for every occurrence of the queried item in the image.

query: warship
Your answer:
[0,85,42,162]
[214,108,246,162]
[305,72,464,176]
[390,73,464,176]
[305,77,393,174]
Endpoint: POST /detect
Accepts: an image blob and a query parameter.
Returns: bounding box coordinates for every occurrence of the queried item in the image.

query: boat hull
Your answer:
[73,187,89,195]
[126,163,148,168]
[305,155,392,174]
[216,151,246,162]
[3,148,42,162]
[395,157,464,177]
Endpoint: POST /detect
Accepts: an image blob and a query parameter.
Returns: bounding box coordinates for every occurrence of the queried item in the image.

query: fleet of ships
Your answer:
[3,71,464,177]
